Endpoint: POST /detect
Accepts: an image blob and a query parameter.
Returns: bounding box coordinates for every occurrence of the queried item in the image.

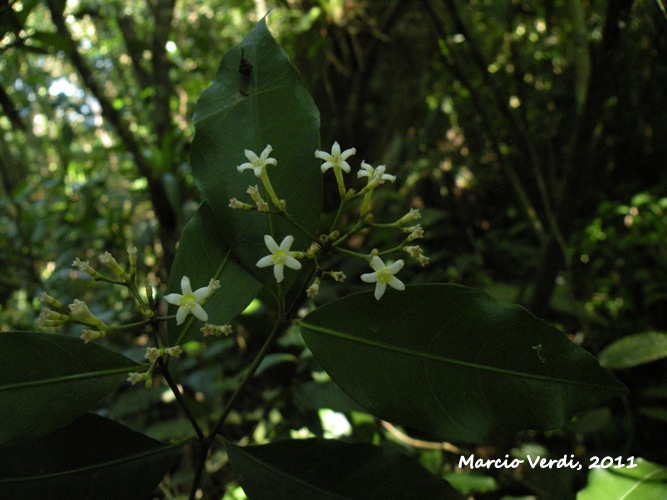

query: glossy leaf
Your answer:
[298,284,627,443]
[190,18,321,289]
[598,331,667,369]
[0,413,183,499]
[168,202,263,345]
[225,438,453,499]
[0,332,139,445]
[577,458,667,500]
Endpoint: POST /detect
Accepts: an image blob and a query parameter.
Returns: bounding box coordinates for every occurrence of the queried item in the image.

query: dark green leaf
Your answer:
[168,202,263,345]
[599,331,667,369]
[225,438,453,499]
[0,413,183,500]
[577,458,667,500]
[0,331,139,445]
[190,18,321,289]
[298,284,627,443]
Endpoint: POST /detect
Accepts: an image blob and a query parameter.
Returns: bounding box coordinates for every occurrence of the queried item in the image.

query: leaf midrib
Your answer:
[298,321,613,390]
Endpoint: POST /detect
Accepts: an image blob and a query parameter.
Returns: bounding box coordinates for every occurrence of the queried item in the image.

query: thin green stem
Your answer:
[280,210,320,243]
[328,198,347,234]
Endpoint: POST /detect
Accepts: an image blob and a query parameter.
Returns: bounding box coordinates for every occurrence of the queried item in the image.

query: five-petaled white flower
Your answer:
[314,141,356,174]
[360,256,406,300]
[358,161,396,187]
[237,145,278,178]
[256,235,302,283]
[164,276,219,325]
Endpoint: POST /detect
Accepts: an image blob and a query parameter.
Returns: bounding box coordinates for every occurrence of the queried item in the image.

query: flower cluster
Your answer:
[36,246,225,390]
[228,142,428,300]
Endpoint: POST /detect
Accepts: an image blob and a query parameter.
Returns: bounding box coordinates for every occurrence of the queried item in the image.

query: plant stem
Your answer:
[189,305,288,499]
[159,358,205,440]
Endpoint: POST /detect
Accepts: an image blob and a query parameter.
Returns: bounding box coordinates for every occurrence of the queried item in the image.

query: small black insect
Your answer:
[238,48,253,96]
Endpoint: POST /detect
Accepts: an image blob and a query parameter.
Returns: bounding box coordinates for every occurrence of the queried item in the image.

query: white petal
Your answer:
[279,235,295,251]
[264,234,279,253]
[388,276,405,291]
[164,293,183,305]
[320,162,334,172]
[191,304,208,322]
[256,255,274,268]
[273,263,285,282]
[340,147,356,160]
[374,281,387,300]
[264,157,278,166]
[260,144,273,159]
[244,149,260,162]
[193,286,210,301]
[360,272,378,283]
[237,162,253,172]
[387,259,405,273]
[370,256,385,271]
[315,150,330,161]
[180,276,193,295]
[284,256,302,270]
[338,161,351,173]
[331,141,341,155]
[176,306,188,325]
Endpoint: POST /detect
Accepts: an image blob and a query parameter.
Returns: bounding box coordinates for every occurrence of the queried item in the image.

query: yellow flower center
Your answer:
[377,268,392,283]
[181,293,197,310]
[273,249,287,264]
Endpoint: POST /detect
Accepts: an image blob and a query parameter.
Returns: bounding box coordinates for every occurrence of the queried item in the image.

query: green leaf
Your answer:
[599,331,667,369]
[168,202,263,345]
[577,458,667,500]
[225,438,454,499]
[298,284,627,443]
[0,413,183,499]
[190,17,321,289]
[0,332,139,445]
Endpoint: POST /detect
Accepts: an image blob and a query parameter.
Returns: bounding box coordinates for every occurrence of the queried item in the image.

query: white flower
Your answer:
[237,145,277,177]
[358,161,396,187]
[314,141,356,174]
[256,235,302,283]
[164,276,218,325]
[360,256,406,300]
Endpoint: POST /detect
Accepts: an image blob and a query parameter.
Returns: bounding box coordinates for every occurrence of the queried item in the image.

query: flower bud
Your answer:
[81,329,106,343]
[72,258,102,279]
[396,209,421,226]
[68,299,106,329]
[39,292,64,310]
[99,251,128,280]
[306,278,320,298]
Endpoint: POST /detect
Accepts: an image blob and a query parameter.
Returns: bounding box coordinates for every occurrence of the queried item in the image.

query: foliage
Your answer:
[2,0,667,498]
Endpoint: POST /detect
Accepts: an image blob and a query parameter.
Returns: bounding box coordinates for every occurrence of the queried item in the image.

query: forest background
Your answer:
[1,0,666,498]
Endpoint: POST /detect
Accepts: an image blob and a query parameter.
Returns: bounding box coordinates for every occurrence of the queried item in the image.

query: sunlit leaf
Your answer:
[598,331,667,369]
[298,284,627,443]
[190,17,321,290]
[168,202,263,345]
[577,458,667,500]
[0,332,139,445]
[0,413,183,499]
[225,438,454,499]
